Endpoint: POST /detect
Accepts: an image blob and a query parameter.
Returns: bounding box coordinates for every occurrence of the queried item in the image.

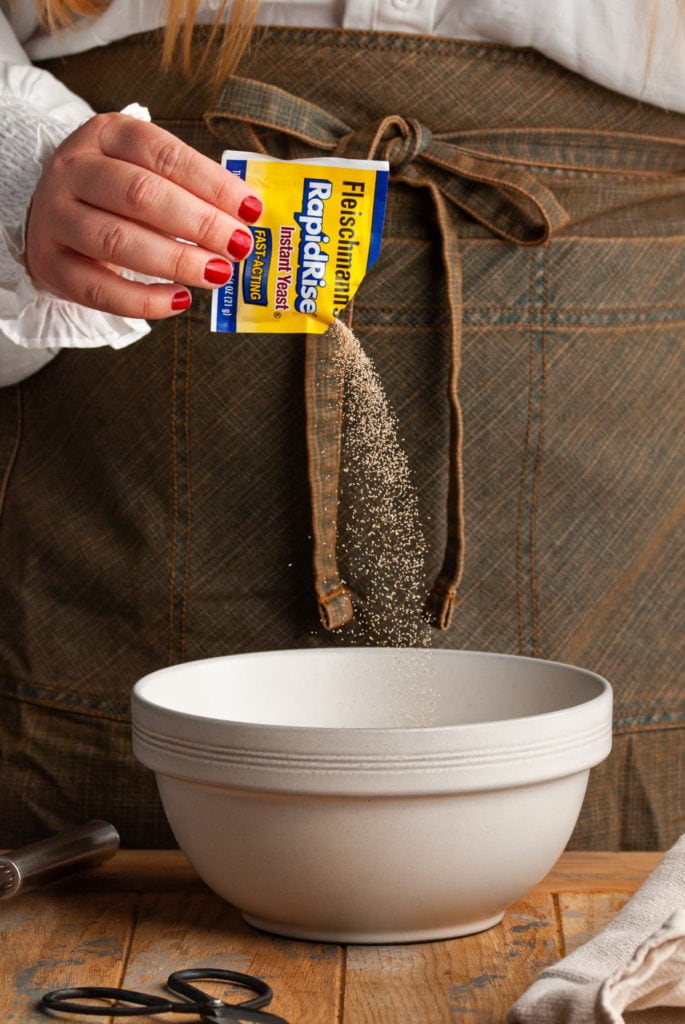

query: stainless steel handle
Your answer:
[0,820,120,899]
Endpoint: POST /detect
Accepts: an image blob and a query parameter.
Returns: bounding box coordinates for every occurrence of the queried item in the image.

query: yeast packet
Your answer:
[211,151,389,334]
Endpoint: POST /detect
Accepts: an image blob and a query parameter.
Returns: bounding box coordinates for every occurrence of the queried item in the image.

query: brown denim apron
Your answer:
[1,28,683,848]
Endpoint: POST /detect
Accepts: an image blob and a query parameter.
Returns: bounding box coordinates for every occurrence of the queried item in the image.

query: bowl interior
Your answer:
[134,648,607,730]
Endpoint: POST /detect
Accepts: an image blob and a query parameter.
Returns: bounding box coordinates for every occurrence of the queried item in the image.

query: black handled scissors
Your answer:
[39,967,290,1023]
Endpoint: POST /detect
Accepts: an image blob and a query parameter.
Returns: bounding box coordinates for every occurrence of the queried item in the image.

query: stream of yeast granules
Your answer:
[330,318,434,645]
[330,320,437,725]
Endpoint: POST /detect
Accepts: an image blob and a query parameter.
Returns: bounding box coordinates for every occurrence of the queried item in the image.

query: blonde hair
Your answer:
[36,0,260,83]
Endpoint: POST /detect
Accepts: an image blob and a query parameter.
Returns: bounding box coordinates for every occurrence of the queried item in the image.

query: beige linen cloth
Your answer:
[508,835,685,1023]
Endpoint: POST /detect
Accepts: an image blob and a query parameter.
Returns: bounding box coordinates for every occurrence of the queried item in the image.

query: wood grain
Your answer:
[0,890,137,1022]
[120,891,343,1024]
[557,891,632,957]
[0,851,662,1024]
[341,895,562,1023]
[534,851,661,893]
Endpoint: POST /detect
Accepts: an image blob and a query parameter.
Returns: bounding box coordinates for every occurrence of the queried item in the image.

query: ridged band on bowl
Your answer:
[132,715,612,795]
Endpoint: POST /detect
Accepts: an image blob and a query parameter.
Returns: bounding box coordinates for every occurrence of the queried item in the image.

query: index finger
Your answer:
[94,113,263,222]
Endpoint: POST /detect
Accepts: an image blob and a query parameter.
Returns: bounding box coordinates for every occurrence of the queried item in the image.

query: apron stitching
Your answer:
[516,251,538,655]
[352,309,685,326]
[171,318,191,664]
[614,714,685,733]
[243,29,580,73]
[520,248,547,658]
[167,319,177,665]
[0,385,21,520]
[180,313,193,663]
[165,315,189,663]
[470,310,685,324]
[528,246,550,659]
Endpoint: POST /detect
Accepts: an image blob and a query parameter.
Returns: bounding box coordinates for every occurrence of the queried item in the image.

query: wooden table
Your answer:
[1,850,661,1022]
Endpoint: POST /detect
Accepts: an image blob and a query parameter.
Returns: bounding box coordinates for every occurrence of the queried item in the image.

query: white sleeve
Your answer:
[458,0,685,114]
[0,13,151,386]
[0,331,56,387]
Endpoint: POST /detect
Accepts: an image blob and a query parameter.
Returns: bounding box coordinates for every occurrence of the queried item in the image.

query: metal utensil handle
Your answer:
[0,820,119,899]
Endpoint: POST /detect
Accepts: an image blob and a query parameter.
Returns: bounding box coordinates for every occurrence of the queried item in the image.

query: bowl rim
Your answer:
[132,649,613,794]
[131,647,611,735]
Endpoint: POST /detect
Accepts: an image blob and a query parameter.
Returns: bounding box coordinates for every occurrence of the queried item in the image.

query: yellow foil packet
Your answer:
[211,151,389,334]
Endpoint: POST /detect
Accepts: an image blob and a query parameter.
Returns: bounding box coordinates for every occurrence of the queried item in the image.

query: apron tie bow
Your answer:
[338,116,433,173]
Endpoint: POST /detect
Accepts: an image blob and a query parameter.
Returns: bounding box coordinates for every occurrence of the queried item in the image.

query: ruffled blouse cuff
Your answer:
[0,257,151,352]
[0,73,152,352]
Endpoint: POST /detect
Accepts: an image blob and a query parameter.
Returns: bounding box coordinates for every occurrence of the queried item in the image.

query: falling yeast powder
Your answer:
[330,318,433,653]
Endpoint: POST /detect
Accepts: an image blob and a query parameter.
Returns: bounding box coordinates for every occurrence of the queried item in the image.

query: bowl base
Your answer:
[242,910,505,945]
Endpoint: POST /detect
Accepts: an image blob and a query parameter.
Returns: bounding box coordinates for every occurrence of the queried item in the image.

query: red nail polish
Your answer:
[228,228,253,261]
[204,258,233,285]
[237,195,263,223]
[172,290,192,310]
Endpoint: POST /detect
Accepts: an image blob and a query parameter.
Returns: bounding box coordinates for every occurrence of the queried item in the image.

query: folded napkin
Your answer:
[508,835,685,1024]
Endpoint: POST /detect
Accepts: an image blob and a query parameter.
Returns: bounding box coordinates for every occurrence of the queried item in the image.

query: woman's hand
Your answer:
[24,112,263,318]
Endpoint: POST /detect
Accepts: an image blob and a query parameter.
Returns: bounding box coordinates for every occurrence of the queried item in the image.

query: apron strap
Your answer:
[304,328,354,629]
[206,81,570,631]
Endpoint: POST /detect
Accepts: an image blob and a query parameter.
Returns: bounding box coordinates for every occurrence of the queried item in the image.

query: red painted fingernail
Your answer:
[237,195,263,223]
[228,228,253,261]
[172,290,192,310]
[204,258,233,285]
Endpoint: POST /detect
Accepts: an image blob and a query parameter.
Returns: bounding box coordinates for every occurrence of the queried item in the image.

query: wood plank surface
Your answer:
[557,892,632,957]
[122,892,343,1024]
[534,851,661,893]
[0,850,663,1024]
[0,891,137,1023]
[343,895,561,1023]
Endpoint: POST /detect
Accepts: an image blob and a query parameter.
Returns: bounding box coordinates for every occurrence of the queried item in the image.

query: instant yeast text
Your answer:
[211,151,389,334]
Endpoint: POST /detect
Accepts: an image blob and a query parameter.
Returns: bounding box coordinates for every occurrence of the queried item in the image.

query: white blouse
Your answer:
[0,0,683,384]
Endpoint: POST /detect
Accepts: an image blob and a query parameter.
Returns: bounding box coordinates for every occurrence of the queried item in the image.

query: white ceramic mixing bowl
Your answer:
[132,648,612,943]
